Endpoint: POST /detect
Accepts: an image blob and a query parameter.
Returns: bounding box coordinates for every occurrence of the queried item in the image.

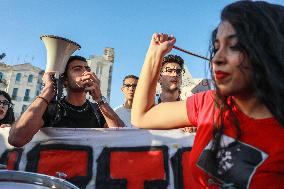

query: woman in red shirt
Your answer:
[132,1,284,188]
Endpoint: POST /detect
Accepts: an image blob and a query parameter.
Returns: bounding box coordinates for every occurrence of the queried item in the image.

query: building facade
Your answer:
[0,62,44,118]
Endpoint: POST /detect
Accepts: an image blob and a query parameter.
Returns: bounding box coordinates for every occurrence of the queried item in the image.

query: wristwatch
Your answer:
[96,96,108,107]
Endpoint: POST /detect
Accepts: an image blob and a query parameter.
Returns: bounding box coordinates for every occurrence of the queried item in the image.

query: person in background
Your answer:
[156,54,183,103]
[132,1,284,188]
[114,75,139,128]
[0,90,15,128]
[157,54,196,133]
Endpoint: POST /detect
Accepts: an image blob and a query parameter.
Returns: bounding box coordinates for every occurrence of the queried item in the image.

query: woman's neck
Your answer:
[232,94,272,119]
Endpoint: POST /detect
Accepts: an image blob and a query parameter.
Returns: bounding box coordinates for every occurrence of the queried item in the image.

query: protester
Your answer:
[156,54,196,133]
[114,75,139,128]
[156,54,183,103]
[9,55,124,147]
[0,90,15,127]
[132,1,284,188]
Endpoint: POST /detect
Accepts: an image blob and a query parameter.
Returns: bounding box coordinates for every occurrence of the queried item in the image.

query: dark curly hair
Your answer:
[162,54,184,69]
[209,0,284,158]
[0,90,15,125]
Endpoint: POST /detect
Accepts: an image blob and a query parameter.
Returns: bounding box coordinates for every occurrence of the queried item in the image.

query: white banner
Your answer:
[0,127,195,189]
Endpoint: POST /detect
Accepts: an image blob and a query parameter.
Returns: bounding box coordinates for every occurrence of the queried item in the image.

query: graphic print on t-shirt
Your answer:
[197,135,268,189]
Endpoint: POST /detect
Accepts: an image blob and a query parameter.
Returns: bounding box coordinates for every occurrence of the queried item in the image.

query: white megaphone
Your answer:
[41,35,81,78]
[41,35,81,99]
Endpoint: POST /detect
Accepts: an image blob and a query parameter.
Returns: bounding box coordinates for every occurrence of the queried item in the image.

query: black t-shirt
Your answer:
[42,99,106,128]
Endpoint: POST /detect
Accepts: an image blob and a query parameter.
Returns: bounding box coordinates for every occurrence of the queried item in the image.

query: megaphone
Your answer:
[41,35,81,78]
[41,35,81,99]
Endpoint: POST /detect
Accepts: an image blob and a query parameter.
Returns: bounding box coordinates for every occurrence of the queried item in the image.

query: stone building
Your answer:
[0,62,44,118]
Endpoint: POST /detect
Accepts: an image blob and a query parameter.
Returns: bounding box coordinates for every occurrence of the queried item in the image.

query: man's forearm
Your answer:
[8,98,48,147]
[8,84,54,147]
[99,103,125,128]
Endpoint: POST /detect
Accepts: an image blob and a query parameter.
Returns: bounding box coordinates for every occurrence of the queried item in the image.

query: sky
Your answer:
[1,0,283,107]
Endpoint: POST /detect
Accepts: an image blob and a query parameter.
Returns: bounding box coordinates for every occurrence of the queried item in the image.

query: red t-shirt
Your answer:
[186,90,284,189]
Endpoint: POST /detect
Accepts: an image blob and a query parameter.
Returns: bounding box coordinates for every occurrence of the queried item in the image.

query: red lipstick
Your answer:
[215,71,230,80]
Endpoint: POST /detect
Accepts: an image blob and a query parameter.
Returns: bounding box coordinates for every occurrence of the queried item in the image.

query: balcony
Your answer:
[0,79,7,86]
[23,96,30,102]
[11,96,22,101]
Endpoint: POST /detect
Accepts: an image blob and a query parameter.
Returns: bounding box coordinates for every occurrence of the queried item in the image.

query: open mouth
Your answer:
[0,109,4,115]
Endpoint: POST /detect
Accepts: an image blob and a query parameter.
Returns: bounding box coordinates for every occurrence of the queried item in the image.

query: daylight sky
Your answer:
[1,0,283,107]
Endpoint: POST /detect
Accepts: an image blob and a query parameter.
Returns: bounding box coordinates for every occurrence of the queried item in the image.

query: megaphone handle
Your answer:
[57,79,63,100]
[50,74,58,94]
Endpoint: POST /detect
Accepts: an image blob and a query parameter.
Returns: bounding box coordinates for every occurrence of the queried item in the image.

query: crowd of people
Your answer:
[2,0,284,188]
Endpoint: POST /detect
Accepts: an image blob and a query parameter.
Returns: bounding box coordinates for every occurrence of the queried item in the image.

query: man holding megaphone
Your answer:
[8,55,125,147]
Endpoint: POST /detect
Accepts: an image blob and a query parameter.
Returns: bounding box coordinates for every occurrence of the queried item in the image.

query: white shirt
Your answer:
[114,105,135,128]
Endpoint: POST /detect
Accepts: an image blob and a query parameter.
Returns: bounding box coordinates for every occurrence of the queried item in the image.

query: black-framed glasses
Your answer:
[161,67,185,76]
[123,84,137,89]
[0,100,12,108]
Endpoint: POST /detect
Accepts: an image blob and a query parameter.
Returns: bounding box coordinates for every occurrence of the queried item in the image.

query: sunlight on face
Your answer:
[212,21,253,97]
[159,62,182,92]
[122,78,138,100]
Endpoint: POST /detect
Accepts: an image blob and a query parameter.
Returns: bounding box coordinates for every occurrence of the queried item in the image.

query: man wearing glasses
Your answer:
[156,54,197,133]
[114,75,139,128]
[156,54,184,104]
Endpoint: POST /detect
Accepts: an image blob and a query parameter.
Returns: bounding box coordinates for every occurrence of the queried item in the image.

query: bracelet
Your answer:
[36,96,49,105]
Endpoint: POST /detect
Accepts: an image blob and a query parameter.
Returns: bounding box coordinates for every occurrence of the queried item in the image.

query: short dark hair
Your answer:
[0,90,15,125]
[162,54,184,69]
[123,75,139,84]
[63,55,87,78]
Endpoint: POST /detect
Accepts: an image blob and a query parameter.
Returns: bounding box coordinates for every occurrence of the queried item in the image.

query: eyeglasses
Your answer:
[0,100,12,108]
[161,67,185,76]
[123,84,137,89]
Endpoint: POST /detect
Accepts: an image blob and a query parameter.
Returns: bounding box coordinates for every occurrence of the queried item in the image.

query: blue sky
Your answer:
[1,0,283,107]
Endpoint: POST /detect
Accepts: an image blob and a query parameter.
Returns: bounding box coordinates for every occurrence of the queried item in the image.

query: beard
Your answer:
[161,82,180,93]
[67,80,85,93]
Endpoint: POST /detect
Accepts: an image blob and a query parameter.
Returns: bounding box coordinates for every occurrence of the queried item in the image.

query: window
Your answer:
[36,90,40,96]
[23,89,30,101]
[96,66,100,75]
[16,73,22,82]
[28,74,33,83]
[96,66,103,75]
[12,88,18,100]
[21,105,28,114]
